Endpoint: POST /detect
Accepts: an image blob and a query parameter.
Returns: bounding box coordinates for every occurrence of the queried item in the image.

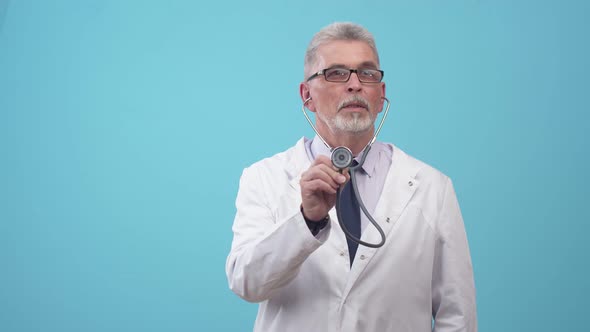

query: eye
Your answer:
[325,68,349,79]
[359,68,375,77]
[358,68,381,82]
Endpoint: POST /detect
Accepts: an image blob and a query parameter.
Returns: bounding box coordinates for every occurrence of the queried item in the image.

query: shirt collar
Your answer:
[309,135,383,178]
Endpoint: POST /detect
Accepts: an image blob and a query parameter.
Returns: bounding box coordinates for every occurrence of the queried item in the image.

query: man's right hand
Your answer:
[299,155,349,221]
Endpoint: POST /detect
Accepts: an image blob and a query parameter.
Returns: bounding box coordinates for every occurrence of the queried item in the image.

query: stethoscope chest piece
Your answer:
[331,146,354,169]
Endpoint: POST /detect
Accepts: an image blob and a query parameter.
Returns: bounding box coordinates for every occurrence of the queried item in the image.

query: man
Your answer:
[226,22,477,332]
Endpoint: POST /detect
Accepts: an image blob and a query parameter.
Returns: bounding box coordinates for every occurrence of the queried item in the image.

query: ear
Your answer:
[299,82,316,112]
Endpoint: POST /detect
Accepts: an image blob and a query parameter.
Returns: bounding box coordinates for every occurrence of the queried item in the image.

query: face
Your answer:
[301,40,386,136]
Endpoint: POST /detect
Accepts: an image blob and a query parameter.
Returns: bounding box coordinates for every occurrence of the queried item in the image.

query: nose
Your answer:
[346,72,363,92]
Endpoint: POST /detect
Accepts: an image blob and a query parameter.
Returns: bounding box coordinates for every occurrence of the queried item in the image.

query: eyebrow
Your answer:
[327,61,379,69]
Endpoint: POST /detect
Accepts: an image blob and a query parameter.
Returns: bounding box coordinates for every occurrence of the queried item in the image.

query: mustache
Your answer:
[337,95,370,111]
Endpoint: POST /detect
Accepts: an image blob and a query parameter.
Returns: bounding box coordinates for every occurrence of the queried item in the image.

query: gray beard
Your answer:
[325,112,375,134]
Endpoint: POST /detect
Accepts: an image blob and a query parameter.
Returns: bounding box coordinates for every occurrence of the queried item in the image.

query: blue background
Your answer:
[1,0,588,331]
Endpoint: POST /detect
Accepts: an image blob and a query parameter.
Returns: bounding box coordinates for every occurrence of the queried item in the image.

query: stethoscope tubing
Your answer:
[336,145,386,248]
[301,97,391,248]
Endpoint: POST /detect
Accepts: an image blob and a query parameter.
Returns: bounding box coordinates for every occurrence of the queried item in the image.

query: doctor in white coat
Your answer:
[226,22,477,332]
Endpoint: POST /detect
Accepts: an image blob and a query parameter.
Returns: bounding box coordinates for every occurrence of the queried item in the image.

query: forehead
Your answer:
[314,40,379,69]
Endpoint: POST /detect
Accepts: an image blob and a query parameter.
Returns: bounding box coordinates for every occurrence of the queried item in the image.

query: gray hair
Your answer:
[304,22,379,79]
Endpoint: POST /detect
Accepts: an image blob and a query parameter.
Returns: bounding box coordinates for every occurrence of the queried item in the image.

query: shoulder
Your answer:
[384,144,462,232]
[387,143,452,193]
[391,144,448,178]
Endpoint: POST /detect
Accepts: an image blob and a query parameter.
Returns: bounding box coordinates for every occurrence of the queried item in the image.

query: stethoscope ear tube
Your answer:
[301,97,391,154]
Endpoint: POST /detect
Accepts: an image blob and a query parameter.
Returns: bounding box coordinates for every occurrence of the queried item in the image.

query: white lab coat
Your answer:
[226,138,477,332]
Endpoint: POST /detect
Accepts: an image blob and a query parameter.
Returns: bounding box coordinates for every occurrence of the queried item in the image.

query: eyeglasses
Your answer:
[306,67,384,83]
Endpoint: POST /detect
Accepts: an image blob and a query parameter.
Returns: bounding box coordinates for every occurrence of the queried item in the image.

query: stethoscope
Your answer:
[301,96,391,248]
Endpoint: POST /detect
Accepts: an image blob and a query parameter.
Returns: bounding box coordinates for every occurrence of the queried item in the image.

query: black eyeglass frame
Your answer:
[306,67,385,83]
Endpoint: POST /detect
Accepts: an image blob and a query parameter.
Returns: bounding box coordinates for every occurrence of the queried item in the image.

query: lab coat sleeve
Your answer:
[432,178,478,332]
[226,165,330,303]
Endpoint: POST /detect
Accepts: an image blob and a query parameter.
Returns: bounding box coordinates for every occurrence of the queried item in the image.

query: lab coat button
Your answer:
[339,251,345,256]
[408,181,414,187]
[360,255,366,260]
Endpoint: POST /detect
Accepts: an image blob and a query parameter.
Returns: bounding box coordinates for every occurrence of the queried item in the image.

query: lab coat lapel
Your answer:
[340,145,421,300]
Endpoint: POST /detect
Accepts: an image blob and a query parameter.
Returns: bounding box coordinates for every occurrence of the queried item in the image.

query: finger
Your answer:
[310,155,335,171]
[302,164,346,186]
[312,155,345,173]
[301,169,340,192]
[341,167,350,183]
[301,179,338,195]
